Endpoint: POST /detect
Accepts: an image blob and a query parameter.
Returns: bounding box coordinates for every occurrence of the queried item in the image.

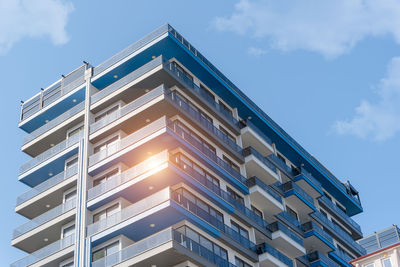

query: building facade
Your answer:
[351,225,400,267]
[12,24,366,267]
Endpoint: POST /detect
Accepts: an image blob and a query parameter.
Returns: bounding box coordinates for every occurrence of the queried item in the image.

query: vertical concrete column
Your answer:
[74,65,93,267]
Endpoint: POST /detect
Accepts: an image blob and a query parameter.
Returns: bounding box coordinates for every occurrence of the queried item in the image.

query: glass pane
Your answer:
[92,248,105,262]
[62,224,75,237]
[186,227,199,243]
[106,241,119,256]
[383,259,392,267]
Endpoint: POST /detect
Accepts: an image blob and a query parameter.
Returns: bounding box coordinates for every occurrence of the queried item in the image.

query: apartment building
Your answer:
[351,225,400,267]
[11,24,366,267]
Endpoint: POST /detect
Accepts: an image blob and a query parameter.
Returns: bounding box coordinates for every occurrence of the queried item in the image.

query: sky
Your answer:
[1,0,399,264]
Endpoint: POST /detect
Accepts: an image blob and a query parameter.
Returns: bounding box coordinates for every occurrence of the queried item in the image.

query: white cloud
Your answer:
[0,0,74,54]
[247,46,267,56]
[333,57,400,141]
[214,0,400,58]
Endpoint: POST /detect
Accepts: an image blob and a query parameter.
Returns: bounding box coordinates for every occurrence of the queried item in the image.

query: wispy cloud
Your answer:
[333,57,400,141]
[0,0,74,54]
[247,46,267,56]
[213,0,400,58]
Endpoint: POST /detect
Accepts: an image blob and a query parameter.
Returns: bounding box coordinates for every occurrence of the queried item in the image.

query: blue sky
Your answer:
[1,0,400,264]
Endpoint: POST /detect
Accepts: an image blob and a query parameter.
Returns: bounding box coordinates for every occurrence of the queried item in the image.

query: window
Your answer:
[200,84,215,101]
[252,205,263,219]
[93,203,120,223]
[67,125,83,138]
[365,264,374,267]
[175,120,216,155]
[173,62,193,82]
[219,101,233,116]
[219,126,236,144]
[286,205,299,221]
[231,220,249,240]
[227,187,244,205]
[65,157,78,169]
[94,136,119,154]
[223,155,240,173]
[92,241,119,262]
[60,261,74,267]
[94,105,119,122]
[93,168,119,187]
[63,189,76,203]
[61,224,75,238]
[382,258,392,267]
[235,257,251,267]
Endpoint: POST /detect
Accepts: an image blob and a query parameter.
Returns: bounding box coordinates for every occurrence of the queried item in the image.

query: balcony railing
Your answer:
[167,90,243,158]
[311,211,366,255]
[297,167,322,192]
[256,242,293,267]
[246,176,282,203]
[20,64,85,122]
[172,158,270,231]
[267,154,296,178]
[275,211,304,235]
[90,85,164,134]
[239,119,273,146]
[172,191,257,252]
[302,221,334,245]
[164,60,239,131]
[11,234,75,267]
[20,131,83,175]
[269,221,304,246]
[13,198,76,239]
[92,228,237,267]
[243,147,277,173]
[318,195,362,234]
[307,251,339,267]
[16,164,78,206]
[330,249,353,263]
[23,102,85,145]
[281,181,315,207]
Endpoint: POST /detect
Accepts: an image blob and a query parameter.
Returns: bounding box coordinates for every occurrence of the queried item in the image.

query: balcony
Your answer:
[310,211,366,256]
[19,131,82,187]
[267,154,296,180]
[329,249,354,267]
[302,221,335,253]
[275,211,304,237]
[246,176,284,220]
[294,167,323,198]
[256,242,293,267]
[268,221,305,257]
[16,164,78,218]
[240,119,274,156]
[12,198,76,252]
[243,147,279,185]
[318,195,362,239]
[11,234,75,267]
[92,228,237,267]
[280,181,315,220]
[307,251,340,267]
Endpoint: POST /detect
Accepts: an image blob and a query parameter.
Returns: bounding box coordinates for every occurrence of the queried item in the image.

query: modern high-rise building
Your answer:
[11,24,366,267]
[351,225,400,267]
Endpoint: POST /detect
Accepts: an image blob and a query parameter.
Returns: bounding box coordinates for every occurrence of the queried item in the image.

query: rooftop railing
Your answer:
[23,101,84,145]
[311,211,366,255]
[269,221,304,246]
[19,131,82,175]
[13,198,76,239]
[11,234,75,267]
[243,147,277,173]
[319,195,362,234]
[246,176,282,203]
[256,242,293,267]
[16,164,78,206]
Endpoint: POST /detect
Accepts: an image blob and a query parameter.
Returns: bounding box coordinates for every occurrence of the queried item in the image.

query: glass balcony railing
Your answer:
[281,181,315,208]
[164,61,239,131]
[92,228,237,267]
[11,234,75,267]
[19,131,83,175]
[296,167,323,192]
[246,176,282,203]
[302,221,334,245]
[16,164,78,206]
[319,195,362,234]
[330,249,353,263]
[13,198,76,239]
[239,119,273,146]
[23,102,84,145]
[172,191,257,252]
[243,147,277,173]
[311,211,366,255]
[307,251,340,267]
[90,85,165,134]
[267,154,296,178]
[256,242,293,267]
[166,90,243,158]
[269,221,304,246]
[275,211,304,236]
